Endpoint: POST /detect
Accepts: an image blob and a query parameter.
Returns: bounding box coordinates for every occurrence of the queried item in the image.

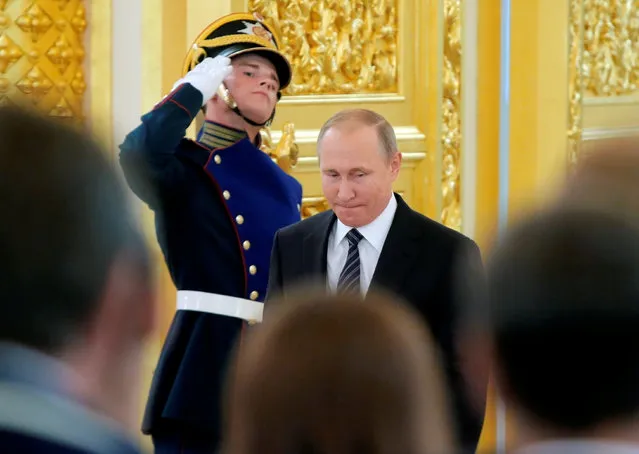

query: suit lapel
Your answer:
[302,210,336,281]
[370,194,423,293]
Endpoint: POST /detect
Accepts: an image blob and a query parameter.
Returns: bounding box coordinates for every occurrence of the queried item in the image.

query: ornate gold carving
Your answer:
[582,0,639,96]
[259,122,300,174]
[566,0,639,163]
[0,34,23,73]
[16,4,53,42]
[440,0,461,231]
[248,0,399,95]
[0,0,86,120]
[568,0,585,164]
[301,196,331,219]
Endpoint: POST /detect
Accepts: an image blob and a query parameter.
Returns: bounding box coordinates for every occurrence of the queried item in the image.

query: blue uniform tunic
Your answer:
[119,82,302,441]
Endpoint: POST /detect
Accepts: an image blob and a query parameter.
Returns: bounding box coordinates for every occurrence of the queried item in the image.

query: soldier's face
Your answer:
[319,123,401,228]
[224,54,279,125]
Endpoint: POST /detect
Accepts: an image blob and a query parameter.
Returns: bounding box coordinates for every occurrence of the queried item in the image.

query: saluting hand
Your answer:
[173,56,233,107]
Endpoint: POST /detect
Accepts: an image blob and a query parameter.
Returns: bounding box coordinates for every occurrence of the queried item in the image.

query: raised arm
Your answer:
[118,56,232,208]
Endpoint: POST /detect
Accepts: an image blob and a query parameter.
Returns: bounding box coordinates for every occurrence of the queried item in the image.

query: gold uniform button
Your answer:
[249,265,257,275]
[236,215,244,224]
[223,190,230,200]
[214,155,221,164]
[243,240,251,250]
[250,291,258,300]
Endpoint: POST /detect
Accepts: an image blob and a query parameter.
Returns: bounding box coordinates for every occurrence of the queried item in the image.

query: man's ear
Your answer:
[390,151,402,179]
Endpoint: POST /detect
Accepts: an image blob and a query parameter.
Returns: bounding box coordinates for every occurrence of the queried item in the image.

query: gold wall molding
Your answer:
[584,94,639,106]
[582,126,639,141]
[280,93,405,105]
[441,0,461,231]
[294,151,426,171]
[268,125,426,144]
[0,0,86,120]
[248,0,399,96]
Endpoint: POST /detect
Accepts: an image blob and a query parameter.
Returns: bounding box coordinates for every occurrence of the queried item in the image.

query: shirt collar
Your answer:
[0,342,77,397]
[334,193,397,251]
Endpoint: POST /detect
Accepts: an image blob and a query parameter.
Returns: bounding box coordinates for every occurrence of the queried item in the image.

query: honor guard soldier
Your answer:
[118,12,302,454]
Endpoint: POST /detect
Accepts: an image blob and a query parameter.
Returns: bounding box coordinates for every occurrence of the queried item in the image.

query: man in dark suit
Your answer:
[267,108,487,452]
[0,106,154,453]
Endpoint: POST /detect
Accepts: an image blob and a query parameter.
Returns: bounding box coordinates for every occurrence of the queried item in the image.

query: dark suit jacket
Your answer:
[267,193,487,451]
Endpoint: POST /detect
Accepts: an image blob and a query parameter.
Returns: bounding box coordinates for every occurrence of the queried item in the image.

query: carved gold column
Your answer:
[0,0,86,119]
[567,0,584,164]
[441,0,462,231]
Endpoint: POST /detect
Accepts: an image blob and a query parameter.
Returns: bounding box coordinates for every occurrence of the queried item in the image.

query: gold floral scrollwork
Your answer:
[567,0,585,164]
[441,0,461,232]
[0,0,86,119]
[301,197,331,219]
[248,0,399,95]
[582,0,639,96]
[566,0,639,164]
[259,122,299,175]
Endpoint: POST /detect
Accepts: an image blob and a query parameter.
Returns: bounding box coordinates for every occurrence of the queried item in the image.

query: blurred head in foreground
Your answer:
[224,289,455,454]
[470,203,639,447]
[0,106,156,430]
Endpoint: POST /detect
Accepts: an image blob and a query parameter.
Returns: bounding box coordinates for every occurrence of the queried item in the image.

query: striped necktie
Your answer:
[337,229,364,295]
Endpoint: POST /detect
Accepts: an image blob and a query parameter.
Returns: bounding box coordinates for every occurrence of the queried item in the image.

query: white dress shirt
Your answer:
[326,194,397,295]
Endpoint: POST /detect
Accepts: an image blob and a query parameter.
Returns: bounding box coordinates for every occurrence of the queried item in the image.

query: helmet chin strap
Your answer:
[218,84,278,128]
[233,105,275,127]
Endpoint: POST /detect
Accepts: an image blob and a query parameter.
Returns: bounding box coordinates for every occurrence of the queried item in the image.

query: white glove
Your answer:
[172,56,232,106]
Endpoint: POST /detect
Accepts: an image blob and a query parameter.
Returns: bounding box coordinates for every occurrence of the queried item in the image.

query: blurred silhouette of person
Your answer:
[223,289,456,454]
[0,106,156,454]
[462,203,639,454]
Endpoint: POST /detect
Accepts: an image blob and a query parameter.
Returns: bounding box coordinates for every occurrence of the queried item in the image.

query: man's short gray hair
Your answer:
[317,109,398,159]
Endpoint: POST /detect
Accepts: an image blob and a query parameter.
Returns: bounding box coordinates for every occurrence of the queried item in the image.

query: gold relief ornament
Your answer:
[259,122,299,174]
[440,0,462,232]
[566,0,638,164]
[248,0,398,95]
[0,0,86,119]
[568,0,585,164]
[300,197,331,219]
[581,0,639,96]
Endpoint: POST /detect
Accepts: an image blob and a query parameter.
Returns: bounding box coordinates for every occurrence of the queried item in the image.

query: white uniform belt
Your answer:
[176,290,263,323]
